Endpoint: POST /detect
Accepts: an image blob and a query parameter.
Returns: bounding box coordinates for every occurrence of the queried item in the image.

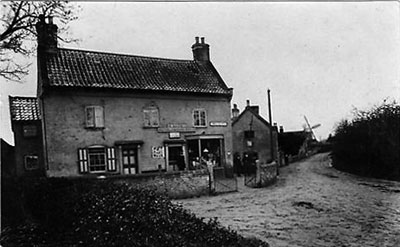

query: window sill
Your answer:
[84,127,105,130]
[143,126,159,129]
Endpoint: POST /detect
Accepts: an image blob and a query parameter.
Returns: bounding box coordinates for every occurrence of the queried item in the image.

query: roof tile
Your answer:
[45,48,231,95]
[9,97,40,121]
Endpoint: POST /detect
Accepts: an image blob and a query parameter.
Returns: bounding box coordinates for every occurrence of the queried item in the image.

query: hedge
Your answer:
[1,178,269,247]
[331,101,400,180]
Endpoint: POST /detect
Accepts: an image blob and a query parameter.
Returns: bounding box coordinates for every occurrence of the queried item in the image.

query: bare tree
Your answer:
[1,1,78,81]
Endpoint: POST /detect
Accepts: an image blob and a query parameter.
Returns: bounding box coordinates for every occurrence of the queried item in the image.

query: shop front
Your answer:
[186,135,225,170]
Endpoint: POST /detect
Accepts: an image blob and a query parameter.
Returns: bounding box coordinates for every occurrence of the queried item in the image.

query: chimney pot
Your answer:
[192,36,210,62]
[279,126,284,133]
[36,15,58,54]
[232,103,240,119]
[246,100,250,107]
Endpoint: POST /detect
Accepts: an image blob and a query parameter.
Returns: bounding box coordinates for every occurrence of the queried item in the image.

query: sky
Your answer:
[1,1,400,144]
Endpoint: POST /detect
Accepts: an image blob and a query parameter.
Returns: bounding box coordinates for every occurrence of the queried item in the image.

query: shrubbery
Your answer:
[332,101,400,180]
[1,178,269,247]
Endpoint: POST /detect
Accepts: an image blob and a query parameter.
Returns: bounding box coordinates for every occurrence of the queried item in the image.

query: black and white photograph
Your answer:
[1,1,399,246]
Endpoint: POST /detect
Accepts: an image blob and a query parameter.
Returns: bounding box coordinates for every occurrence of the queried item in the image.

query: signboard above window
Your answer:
[169,132,181,139]
[209,121,228,127]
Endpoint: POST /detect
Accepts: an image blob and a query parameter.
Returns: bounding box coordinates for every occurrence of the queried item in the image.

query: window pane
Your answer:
[193,109,206,127]
[25,155,39,170]
[150,109,159,126]
[23,125,37,137]
[94,106,104,127]
[143,107,159,127]
[86,107,95,127]
[88,148,106,172]
[200,111,206,126]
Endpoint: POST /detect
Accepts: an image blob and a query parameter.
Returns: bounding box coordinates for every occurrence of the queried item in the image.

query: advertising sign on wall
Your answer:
[152,146,165,159]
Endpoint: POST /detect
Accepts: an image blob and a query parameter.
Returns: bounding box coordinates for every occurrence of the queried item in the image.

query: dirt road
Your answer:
[175,153,400,247]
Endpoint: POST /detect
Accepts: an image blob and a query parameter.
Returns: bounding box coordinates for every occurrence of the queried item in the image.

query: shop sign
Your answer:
[152,146,165,159]
[209,121,228,127]
[158,123,195,133]
[169,132,181,139]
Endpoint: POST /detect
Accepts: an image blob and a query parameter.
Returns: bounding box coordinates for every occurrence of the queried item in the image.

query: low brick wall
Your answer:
[111,170,210,199]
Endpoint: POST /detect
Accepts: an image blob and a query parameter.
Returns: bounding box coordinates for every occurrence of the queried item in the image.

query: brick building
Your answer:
[35,16,233,177]
[9,96,45,177]
[232,100,278,169]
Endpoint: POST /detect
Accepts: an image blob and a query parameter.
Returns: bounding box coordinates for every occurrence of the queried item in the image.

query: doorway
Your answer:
[167,145,185,171]
[121,147,138,174]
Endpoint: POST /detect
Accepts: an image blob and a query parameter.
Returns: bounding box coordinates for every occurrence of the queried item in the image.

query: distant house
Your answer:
[8,96,45,177]
[278,127,309,157]
[232,100,278,169]
[35,16,233,177]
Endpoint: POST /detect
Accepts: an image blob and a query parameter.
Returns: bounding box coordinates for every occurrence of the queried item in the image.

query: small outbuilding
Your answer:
[231,100,278,174]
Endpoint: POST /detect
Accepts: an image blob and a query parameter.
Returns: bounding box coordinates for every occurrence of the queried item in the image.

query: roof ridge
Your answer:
[58,47,195,63]
[9,95,37,99]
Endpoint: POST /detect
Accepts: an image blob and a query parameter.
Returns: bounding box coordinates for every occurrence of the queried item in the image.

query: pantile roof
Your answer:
[232,106,273,128]
[9,96,40,121]
[44,48,232,96]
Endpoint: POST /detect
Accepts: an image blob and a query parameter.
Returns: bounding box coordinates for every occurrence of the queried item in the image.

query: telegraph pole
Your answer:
[268,89,279,176]
[267,89,273,161]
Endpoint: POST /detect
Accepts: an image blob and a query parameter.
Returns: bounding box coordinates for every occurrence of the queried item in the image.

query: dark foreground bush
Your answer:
[332,101,400,180]
[1,178,269,247]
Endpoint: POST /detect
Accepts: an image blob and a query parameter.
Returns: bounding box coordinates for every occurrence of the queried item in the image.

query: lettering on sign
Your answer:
[209,121,228,127]
[152,146,165,159]
[158,123,196,133]
[169,132,181,139]
[167,123,187,128]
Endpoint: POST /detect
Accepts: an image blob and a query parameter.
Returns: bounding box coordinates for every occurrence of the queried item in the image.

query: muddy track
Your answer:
[175,153,400,247]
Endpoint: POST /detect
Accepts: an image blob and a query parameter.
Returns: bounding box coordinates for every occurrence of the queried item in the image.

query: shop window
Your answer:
[85,106,104,128]
[187,137,223,169]
[23,125,37,137]
[143,105,159,127]
[193,109,207,127]
[25,155,39,170]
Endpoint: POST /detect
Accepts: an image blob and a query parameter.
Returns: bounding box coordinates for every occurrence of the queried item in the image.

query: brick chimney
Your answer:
[192,36,210,62]
[232,104,240,119]
[36,15,58,54]
[245,99,259,115]
[279,125,284,133]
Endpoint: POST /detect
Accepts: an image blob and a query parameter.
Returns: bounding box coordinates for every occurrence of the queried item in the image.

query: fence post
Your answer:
[207,163,215,194]
[256,160,261,187]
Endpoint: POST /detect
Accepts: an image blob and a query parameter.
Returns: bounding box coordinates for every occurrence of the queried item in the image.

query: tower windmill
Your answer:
[303,116,321,141]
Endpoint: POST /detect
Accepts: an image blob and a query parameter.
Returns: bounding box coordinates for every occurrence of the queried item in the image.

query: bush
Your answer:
[1,178,269,247]
[332,101,400,180]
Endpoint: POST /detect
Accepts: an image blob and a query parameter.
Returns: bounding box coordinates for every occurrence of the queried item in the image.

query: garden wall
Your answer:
[111,169,210,199]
